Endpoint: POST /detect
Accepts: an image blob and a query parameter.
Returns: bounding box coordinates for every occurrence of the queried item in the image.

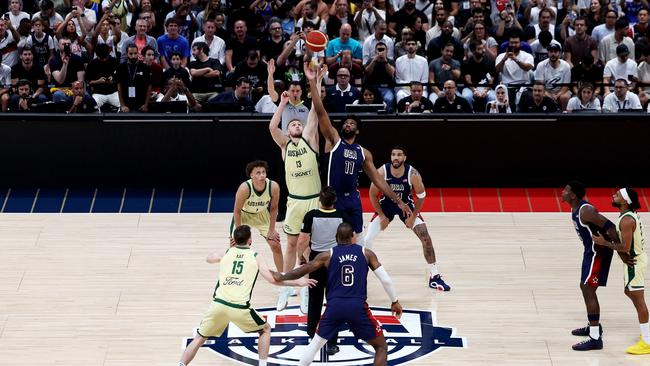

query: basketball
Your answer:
[305,31,328,52]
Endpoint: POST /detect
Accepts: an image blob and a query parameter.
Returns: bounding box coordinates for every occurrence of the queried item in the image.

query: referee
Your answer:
[298,186,351,356]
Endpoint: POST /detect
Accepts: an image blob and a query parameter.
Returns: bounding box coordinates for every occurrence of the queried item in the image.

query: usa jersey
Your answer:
[572,200,608,250]
[379,163,414,206]
[327,139,365,195]
[327,244,368,302]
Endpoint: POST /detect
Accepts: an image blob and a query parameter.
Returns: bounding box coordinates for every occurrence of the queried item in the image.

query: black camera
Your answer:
[295,26,301,33]
[63,43,71,56]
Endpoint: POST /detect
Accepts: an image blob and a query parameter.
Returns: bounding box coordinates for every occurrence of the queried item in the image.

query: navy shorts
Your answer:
[581,245,613,287]
[316,298,382,342]
[335,192,363,233]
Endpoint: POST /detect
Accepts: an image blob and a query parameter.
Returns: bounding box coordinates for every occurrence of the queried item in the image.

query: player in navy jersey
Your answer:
[272,223,403,365]
[364,146,450,291]
[307,64,411,244]
[561,181,634,351]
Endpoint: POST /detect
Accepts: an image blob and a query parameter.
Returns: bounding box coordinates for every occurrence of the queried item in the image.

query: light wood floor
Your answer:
[0,213,649,366]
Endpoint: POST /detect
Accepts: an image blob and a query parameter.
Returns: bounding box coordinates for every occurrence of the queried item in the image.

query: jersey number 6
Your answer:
[341,265,354,286]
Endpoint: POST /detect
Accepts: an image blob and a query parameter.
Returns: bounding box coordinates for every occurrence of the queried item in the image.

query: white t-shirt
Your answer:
[495,50,534,85]
[0,31,19,67]
[637,61,650,93]
[32,11,65,30]
[357,7,386,41]
[604,58,638,84]
[602,91,642,112]
[395,54,429,91]
[5,11,30,29]
[0,64,11,88]
[534,58,571,92]
[192,35,226,64]
[255,95,278,113]
[566,96,601,112]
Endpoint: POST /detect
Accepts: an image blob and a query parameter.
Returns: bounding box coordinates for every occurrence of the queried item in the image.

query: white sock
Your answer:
[259,359,267,366]
[364,218,382,248]
[299,334,328,366]
[430,264,439,277]
[641,322,650,343]
[589,325,600,340]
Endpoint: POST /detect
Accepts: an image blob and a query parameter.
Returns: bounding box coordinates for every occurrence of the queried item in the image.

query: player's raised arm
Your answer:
[362,148,412,218]
[256,255,317,288]
[271,250,330,281]
[365,248,402,318]
[306,61,339,146]
[302,63,322,151]
[269,92,290,150]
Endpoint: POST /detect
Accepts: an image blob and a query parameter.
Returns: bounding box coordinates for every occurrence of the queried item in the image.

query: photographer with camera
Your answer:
[8,79,34,112]
[49,37,86,103]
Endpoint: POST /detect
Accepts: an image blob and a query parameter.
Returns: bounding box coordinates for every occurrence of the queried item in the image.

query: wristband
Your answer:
[416,191,426,199]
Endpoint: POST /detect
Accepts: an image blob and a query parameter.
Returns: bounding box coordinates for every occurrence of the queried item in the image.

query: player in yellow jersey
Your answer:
[268,63,324,311]
[231,160,282,271]
[593,188,650,354]
[178,225,316,366]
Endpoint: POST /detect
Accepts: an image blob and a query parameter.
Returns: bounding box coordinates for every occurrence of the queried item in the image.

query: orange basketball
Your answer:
[305,31,328,52]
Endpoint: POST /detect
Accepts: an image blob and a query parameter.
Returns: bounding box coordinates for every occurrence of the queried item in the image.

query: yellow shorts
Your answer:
[625,252,647,291]
[284,196,319,235]
[231,210,271,238]
[197,300,266,338]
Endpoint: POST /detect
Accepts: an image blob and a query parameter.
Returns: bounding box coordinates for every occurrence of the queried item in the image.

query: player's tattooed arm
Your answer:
[271,251,330,281]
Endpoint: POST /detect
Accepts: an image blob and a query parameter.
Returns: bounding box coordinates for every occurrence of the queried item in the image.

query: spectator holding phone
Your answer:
[49,37,86,103]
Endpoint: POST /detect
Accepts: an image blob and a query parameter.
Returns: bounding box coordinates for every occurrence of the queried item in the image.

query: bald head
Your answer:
[336,222,355,243]
[340,24,352,41]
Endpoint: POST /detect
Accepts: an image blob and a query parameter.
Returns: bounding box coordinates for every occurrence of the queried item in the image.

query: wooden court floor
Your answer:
[0,213,649,366]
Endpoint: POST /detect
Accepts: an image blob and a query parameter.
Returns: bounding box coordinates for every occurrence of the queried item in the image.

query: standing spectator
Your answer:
[121,19,159,63]
[56,18,91,60]
[518,81,559,112]
[599,18,635,64]
[24,17,54,67]
[49,37,85,103]
[294,0,331,23]
[101,0,134,33]
[325,24,363,65]
[362,20,394,64]
[426,21,463,61]
[8,78,34,111]
[260,19,287,63]
[31,0,63,31]
[396,80,433,112]
[389,0,428,38]
[157,18,190,69]
[586,0,606,34]
[326,0,359,41]
[207,76,255,111]
[602,78,642,111]
[328,49,363,85]
[603,44,638,94]
[486,84,513,113]
[296,1,328,34]
[188,41,222,104]
[563,16,598,68]
[115,43,152,112]
[326,67,360,112]
[86,43,120,111]
[355,0,386,41]
[4,0,30,29]
[10,46,47,103]
[394,39,428,102]
[462,41,496,112]
[164,4,197,41]
[428,43,461,103]
[591,9,617,44]
[636,46,650,105]
[534,43,572,109]
[432,80,472,112]
[566,82,602,112]
[225,20,259,73]
[364,41,396,112]
[495,31,534,110]
[66,80,98,113]
[192,19,226,65]
[0,17,20,67]
[622,0,646,25]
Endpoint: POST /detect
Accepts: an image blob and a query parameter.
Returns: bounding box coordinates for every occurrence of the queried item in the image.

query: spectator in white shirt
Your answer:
[591,10,617,44]
[31,0,63,31]
[599,18,635,64]
[534,43,572,109]
[602,79,642,112]
[603,44,638,96]
[395,39,428,102]
[362,19,394,64]
[636,47,650,106]
[354,0,386,41]
[566,82,601,112]
[191,19,225,64]
[495,31,534,109]
[4,0,30,29]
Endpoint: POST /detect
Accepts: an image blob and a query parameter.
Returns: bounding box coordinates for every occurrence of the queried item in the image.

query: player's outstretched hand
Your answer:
[297,277,318,288]
[280,90,290,104]
[397,201,412,218]
[619,252,637,266]
[391,301,403,319]
[303,61,317,81]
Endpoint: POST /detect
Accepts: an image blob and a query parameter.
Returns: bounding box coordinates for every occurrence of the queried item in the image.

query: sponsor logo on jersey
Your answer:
[182,305,466,365]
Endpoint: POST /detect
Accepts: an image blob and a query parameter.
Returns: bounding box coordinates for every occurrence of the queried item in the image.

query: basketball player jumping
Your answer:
[269,65,324,311]
[231,160,282,271]
[364,146,450,291]
[308,63,411,244]
[272,222,403,366]
[178,225,316,366]
[561,181,620,350]
[592,188,650,355]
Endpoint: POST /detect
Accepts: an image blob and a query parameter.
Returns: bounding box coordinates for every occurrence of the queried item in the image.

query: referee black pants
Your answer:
[308,249,337,347]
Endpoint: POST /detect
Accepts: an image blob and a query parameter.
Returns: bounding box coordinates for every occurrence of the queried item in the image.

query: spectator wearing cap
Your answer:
[121,18,159,63]
[636,46,650,105]
[8,78,34,112]
[534,42,571,110]
[188,41,223,104]
[10,46,47,104]
[326,67,361,112]
[325,24,363,65]
[602,78,642,112]
[599,18,635,64]
[86,43,120,111]
[157,18,190,69]
[191,19,225,65]
[355,0,386,41]
[603,44,638,95]
[530,30,561,66]
[207,76,255,111]
[395,38,428,102]
[563,16,598,68]
[31,0,63,31]
[432,80,472,113]
[225,20,259,73]
[362,19,394,65]
[592,10,617,44]
[518,80,559,113]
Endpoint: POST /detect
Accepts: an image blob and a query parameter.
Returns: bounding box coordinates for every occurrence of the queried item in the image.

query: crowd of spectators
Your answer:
[2,0,650,114]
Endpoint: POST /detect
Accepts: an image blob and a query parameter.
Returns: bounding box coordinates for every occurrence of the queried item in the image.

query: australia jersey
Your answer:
[327,244,368,302]
[378,163,414,206]
[241,178,271,214]
[285,137,321,198]
[327,139,365,195]
[617,211,646,257]
[212,246,259,307]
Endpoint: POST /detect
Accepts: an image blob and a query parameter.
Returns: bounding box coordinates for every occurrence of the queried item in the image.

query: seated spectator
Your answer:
[394,27,423,58]
[534,43,572,109]
[325,24,363,65]
[196,0,223,32]
[396,81,432,113]
[355,0,386,41]
[362,19,394,65]
[563,16,598,68]
[156,78,201,112]
[326,67,360,112]
[192,19,225,65]
[188,41,223,104]
[353,85,386,109]
[0,62,10,111]
[328,49,363,85]
[566,82,602,112]
[395,39,428,102]
[518,81,559,113]
[49,37,86,103]
[426,21,463,62]
[363,41,396,112]
[530,30,562,65]
[228,50,268,99]
[86,43,120,111]
[8,78,35,112]
[142,45,164,98]
[603,44,638,95]
[463,21,498,61]
[24,17,54,68]
[462,40,496,112]
[260,19,287,63]
[0,17,21,67]
[388,0,428,38]
[32,0,64,31]
[599,18,634,64]
[637,47,650,106]
[426,9,460,46]
[524,8,556,43]
[116,44,152,112]
[207,76,255,111]
[408,13,428,54]
[121,19,159,63]
[602,78,642,112]
[162,52,191,87]
[327,0,359,40]
[157,18,190,69]
[11,46,48,104]
[486,84,513,113]
[495,31,534,110]
[66,80,98,113]
[225,20,259,73]
[428,43,461,104]
[571,54,604,96]
[432,80,472,113]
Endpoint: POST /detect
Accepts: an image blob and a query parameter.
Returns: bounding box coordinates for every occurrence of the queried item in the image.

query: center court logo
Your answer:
[183,305,466,365]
